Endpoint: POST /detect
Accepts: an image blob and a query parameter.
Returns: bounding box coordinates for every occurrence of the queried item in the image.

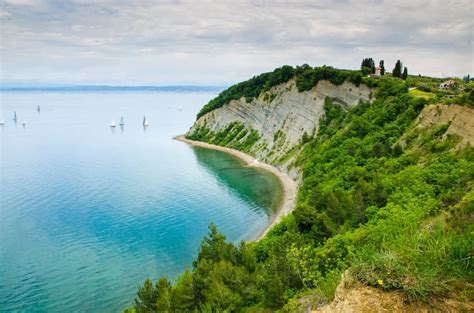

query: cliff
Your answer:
[134,66,474,313]
[183,75,474,311]
[187,79,372,177]
[415,103,474,147]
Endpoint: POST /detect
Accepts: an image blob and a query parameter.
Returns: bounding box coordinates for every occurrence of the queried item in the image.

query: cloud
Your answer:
[1,0,472,84]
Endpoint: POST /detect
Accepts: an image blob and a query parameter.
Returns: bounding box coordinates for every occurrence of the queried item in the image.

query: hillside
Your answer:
[130,65,474,312]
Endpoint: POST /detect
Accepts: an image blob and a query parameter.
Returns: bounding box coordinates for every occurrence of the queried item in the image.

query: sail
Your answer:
[143,116,146,125]
[13,112,17,120]
[120,116,124,125]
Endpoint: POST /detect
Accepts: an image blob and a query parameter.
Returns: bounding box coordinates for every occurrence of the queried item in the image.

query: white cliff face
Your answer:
[188,79,372,172]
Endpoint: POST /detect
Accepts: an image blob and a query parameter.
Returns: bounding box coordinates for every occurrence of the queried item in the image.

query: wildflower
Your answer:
[377,279,384,286]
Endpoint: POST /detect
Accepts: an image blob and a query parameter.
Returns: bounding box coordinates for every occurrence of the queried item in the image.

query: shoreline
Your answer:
[174,135,297,241]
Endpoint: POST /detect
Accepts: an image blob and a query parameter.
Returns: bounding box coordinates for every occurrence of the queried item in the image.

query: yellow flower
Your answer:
[377,279,384,285]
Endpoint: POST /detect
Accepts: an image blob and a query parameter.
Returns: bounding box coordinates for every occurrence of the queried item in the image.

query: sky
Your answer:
[0,0,472,85]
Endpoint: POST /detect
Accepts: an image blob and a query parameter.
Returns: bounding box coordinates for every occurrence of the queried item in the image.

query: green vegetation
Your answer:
[361,58,375,75]
[295,66,363,92]
[379,60,385,75]
[197,60,471,118]
[196,65,297,119]
[408,88,436,100]
[392,60,403,78]
[132,69,473,312]
[187,122,260,154]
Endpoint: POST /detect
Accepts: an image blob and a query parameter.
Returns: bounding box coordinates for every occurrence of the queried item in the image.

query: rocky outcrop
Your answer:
[415,103,474,147]
[187,79,372,175]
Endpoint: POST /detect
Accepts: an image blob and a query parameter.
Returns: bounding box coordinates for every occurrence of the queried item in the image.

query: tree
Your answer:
[156,278,171,312]
[171,270,195,311]
[402,67,408,80]
[361,58,375,74]
[134,278,158,312]
[195,223,235,265]
[379,60,385,75]
[463,74,471,83]
[392,60,403,78]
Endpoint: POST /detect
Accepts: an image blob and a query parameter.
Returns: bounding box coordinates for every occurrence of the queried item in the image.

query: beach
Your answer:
[175,135,298,241]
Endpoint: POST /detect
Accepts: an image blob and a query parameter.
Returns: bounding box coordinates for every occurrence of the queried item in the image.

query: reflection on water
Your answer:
[191,146,282,216]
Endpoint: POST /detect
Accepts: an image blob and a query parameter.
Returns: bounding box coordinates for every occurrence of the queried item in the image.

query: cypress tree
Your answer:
[402,67,408,80]
[379,60,385,75]
[392,60,402,78]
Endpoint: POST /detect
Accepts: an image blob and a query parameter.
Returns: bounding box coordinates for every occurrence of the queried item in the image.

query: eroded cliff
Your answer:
[187,79,372,177]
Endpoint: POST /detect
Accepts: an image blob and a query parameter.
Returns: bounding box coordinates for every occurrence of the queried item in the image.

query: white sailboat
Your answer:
[110,120,116,127]
[143,115,149,127]
[119,116,124,126]
[0,120,4,125]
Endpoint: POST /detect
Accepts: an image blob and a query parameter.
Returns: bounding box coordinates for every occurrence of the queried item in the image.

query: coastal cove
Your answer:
[0,91,284,312]
[175,135,298,240]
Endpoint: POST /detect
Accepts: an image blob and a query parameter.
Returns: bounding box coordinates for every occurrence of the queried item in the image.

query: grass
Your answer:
[351,189,474,302]
[409,88,436,100]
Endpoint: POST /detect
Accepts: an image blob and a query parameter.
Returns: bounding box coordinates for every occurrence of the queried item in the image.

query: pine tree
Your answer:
[156,277,171,312]
[379,60,385,75]
[134,278,158,312]
[402,67,408,80]
[171,270,195,311]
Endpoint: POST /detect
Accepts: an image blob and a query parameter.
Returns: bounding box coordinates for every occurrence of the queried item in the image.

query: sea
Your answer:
[0,87,282,312]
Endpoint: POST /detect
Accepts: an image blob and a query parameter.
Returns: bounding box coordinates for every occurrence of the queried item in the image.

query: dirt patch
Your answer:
[312,272,473,313]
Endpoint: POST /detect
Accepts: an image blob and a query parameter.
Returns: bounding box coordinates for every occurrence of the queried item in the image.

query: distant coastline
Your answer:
[175,135,297,241]
[0,85,226,93]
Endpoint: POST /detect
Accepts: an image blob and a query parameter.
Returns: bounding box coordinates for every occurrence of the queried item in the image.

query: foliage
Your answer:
[379,60,385,75]
[295,66,363,92]
[132,68,474,312]
[408,89,436,100]
[186,122,260,154]
[392,60,403,78]
[361,58,376,74]
[402,67,408,80]
[196,65,297,119]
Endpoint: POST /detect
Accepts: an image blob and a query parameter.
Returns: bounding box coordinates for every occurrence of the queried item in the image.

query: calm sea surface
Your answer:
[0,90,282,312]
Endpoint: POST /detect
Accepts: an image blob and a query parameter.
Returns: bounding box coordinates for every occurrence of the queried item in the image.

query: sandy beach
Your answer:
[175,135,297,241]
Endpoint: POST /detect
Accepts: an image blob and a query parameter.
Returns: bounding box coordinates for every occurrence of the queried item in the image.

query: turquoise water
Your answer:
[0,91,282,312]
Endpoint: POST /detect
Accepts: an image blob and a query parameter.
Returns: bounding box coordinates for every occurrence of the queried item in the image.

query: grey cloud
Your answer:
[1,0,472,84]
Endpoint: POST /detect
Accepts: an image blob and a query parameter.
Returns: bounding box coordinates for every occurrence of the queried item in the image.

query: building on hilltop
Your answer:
[439,80,456,89]
[370,66,382,77]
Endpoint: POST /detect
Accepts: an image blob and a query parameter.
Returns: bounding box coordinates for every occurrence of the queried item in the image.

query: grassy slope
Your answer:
[130,68,474,312]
